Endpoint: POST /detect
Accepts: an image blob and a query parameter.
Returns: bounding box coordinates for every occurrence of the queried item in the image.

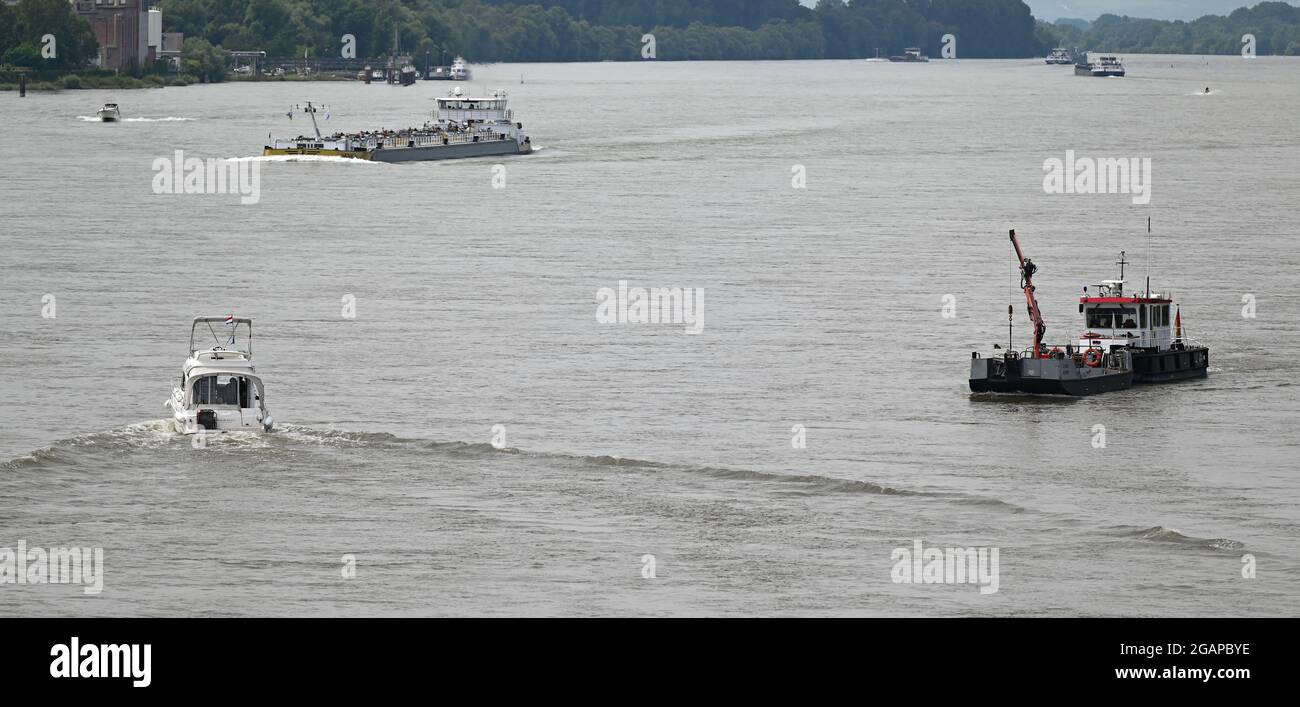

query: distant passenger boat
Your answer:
[889,48,929,63]
[1045,48,1074,65]
[450,56,471,80]
[96,103,120,122]
[1075,54,1125,77]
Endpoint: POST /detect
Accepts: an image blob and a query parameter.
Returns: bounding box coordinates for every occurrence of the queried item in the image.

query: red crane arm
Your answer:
[1009,229,1048,358]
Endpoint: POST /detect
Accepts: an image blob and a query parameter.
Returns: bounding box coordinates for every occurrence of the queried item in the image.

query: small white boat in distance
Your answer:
[1045,48,1074,65]
[96,103,120,122]
[165,316,274,434]
[450,56,471,80]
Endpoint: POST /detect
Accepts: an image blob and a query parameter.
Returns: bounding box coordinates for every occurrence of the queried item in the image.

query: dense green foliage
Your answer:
[4,0,1299,83]
[1060,3,1300,55]
[150,0,1047,61]
[0,0,98,69]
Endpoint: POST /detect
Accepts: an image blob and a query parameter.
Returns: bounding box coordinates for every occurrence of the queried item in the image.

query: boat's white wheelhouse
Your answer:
[1077,281,1174,352]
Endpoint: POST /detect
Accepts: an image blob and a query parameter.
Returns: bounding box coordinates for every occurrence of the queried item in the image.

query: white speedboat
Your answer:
[450,56,471,80]
[96,103,121,122]
[164,316,274,434]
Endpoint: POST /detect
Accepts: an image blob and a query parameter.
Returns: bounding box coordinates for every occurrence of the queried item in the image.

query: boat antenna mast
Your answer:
[1145,216,1151,297]
[1009,229,1047,358]
[289,102,326,140]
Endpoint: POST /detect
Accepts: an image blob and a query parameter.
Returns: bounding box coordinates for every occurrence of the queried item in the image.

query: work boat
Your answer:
[1078,254,1209,383]
[970,230,1208,395]
[970,230,1134,395]
[165,317,274,434]
[96,103,121,122]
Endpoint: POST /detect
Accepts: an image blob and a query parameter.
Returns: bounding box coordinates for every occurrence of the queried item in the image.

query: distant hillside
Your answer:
[1042,1,1300,54]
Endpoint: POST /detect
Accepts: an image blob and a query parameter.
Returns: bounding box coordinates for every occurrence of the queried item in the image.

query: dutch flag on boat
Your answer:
[225,314,234,325]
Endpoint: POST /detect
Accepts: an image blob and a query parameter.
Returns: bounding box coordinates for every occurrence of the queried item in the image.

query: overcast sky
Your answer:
[800,1,1296,22]
[1023,0,1292,21]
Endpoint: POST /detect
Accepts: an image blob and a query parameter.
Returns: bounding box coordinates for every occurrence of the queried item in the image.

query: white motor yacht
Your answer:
[96,103,121,122]
[164,316,274,434]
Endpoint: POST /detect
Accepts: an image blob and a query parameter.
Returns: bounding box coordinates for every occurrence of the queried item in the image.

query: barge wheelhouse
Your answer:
[1078,278,1208,383]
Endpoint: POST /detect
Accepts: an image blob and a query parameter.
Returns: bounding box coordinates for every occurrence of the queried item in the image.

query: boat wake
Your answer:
[2,423,1047,515]
[77,116,195,122]
[1120,525,1245,551]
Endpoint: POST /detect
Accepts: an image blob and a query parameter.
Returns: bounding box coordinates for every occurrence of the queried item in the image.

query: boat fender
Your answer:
[1083,348,1103,368]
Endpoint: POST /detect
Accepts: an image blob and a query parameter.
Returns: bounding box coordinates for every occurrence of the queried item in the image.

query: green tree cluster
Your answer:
[1042,2,1300,55]
[155,0,1048,61]
[0,0,98,69]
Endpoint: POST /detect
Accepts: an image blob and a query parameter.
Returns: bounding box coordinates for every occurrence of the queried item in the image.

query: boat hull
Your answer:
[1131,346,1209,383]
[263,140,531,163]
[1075,65,1125,77]
[166,391,273,434]
[371,139,530,162]
[969,355,1134,396]
[263,147,373,160]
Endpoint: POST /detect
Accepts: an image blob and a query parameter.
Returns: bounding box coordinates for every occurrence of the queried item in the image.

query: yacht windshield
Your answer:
[193,375,250,406]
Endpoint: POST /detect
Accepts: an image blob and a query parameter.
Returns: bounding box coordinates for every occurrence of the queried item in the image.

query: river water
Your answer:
[1,55,1297,616]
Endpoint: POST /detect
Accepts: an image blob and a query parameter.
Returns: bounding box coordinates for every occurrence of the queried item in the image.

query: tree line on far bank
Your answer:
[3,0,1299,86]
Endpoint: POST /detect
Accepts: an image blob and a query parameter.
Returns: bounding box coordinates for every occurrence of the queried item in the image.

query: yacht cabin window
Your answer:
[193,374,248,407]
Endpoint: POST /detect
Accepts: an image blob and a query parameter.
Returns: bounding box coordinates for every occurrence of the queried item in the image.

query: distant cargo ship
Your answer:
[263,88,532,162]
[1075,54,1125,77]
